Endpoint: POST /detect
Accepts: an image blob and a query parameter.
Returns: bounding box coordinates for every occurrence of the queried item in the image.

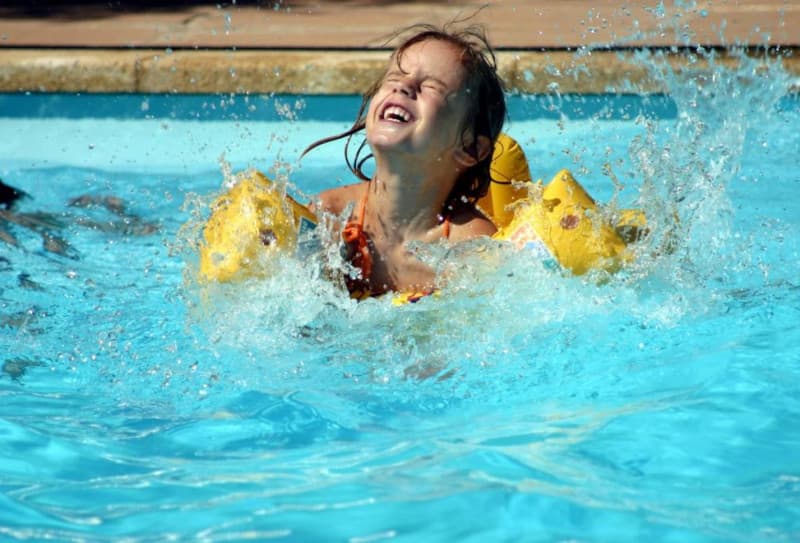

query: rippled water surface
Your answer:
[1,50,799,542]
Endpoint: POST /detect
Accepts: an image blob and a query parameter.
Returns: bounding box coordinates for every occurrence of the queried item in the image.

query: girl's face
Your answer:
[366,38,471,163]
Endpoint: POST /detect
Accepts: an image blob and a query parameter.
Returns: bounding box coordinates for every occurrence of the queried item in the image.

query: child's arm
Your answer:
[448,208,497,242]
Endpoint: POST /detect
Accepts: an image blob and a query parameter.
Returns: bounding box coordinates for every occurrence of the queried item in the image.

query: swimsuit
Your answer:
[341,185,450,299]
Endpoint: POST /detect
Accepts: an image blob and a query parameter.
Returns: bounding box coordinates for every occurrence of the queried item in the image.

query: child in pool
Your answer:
[305,24,506,299]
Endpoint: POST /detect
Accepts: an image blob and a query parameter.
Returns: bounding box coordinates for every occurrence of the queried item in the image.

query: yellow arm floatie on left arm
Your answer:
[477,133,534,228]
[494,169,640,275]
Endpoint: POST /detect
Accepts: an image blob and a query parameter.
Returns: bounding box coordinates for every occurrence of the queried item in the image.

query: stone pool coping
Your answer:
[1,48,798,95]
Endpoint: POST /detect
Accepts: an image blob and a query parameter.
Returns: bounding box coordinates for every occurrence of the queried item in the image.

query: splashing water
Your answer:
[635,49,789,254]
[615,47,795,329]
[160,46,797,412]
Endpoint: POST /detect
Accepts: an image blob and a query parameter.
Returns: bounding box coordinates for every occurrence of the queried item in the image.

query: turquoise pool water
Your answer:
[1,51,799,541]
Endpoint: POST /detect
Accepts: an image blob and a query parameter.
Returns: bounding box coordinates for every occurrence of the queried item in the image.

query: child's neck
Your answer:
[367,165,453,239]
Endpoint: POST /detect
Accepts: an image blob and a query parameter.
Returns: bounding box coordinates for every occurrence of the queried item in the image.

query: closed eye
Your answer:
[382,71,405,85]
[421,79,447,93]
[421,83,443,93]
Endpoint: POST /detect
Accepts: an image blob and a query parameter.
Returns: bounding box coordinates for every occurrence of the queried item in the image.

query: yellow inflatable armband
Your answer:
[494,169,639,275]
[199,171,316,282]
[478,135,647,275]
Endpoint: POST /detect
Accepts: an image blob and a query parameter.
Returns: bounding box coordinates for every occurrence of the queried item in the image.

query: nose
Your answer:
[391,77,416,98]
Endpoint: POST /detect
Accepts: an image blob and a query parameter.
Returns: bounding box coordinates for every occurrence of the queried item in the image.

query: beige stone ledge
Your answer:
[1,48,798,95]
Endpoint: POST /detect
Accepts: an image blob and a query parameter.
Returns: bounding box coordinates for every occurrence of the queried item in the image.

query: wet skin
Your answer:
[317,39,495,296]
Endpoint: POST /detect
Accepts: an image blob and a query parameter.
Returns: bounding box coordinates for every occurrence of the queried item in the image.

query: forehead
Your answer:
[391,39,467,86]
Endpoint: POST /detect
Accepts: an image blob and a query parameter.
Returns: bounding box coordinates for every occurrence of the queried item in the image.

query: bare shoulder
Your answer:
[448,207,497,241]
[311,182,368,215]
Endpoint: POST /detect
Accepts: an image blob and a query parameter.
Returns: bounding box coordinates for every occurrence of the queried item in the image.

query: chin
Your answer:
[367,132,406,151]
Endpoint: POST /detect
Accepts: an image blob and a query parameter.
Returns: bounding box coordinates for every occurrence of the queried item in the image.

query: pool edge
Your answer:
[1,48,798,95]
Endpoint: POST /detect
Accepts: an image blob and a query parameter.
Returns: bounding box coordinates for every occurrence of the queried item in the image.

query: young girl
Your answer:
[305,24,507,299]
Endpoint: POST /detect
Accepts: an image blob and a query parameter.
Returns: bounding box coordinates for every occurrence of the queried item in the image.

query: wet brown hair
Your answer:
[302,23,507,213]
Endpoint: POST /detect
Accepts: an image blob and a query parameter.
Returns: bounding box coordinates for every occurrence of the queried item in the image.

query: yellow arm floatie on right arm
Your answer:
[199,171,317,283]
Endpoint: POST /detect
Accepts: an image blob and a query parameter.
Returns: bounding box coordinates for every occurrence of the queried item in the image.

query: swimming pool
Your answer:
[1,51,799,541]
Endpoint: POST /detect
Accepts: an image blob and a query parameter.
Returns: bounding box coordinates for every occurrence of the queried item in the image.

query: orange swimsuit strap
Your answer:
[341,186,451,296]
[341,187,373,287]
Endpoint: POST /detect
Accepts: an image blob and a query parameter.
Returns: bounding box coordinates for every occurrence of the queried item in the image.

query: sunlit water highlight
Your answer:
[1,49,799,542]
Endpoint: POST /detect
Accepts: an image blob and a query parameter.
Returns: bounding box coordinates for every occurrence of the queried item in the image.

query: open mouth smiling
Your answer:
[380,104,414,123]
